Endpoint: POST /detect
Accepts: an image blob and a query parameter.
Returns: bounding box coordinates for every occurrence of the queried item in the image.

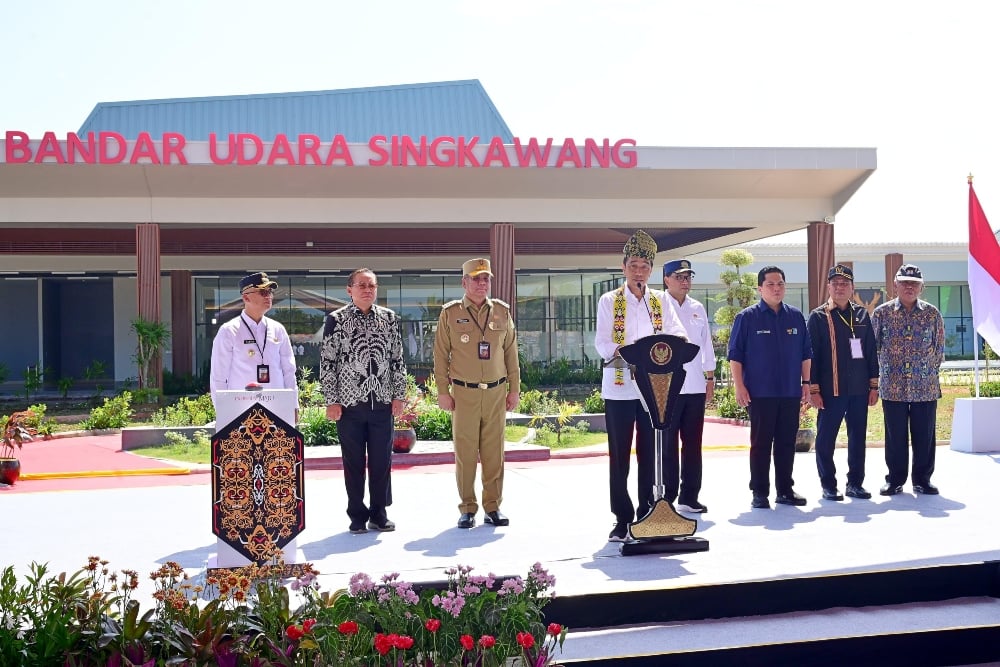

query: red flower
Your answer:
[459,634,475,651]
[547,623,563,636]
[393,634,414,650]
[337,620,359,635]
[285,625,304,641]
[516,631,535,649]
[424,618,441,633]
[478,635,496,649]
[374,633,393,656]
[302,618,317,633]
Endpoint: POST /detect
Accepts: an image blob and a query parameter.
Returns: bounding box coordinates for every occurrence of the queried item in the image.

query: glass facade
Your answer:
[0,271,982,391]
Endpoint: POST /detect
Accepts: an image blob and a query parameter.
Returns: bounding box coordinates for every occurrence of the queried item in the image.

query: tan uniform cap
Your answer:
[462,258,493,277]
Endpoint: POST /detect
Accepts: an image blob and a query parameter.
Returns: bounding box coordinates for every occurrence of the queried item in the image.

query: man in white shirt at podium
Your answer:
[210,272,298,411]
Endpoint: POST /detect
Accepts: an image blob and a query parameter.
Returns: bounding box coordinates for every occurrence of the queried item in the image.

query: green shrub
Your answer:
[24,403,57,436]
[517,389,558,415]
[162,429,211,449]
[151,394,215,426]
[298,406,339,446]
[583,389,605,413]
[297,366,326,408]
[714,386,748,421]
[970,381,1000,397]
[82,392,134,430]
[415,407,452,441]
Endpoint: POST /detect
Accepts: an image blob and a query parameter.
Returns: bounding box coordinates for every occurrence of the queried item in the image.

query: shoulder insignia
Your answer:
[491,298,510,309]
[442,299,463,309]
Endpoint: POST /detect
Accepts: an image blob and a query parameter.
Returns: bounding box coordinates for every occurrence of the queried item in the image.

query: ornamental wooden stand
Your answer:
[616,334,710,556]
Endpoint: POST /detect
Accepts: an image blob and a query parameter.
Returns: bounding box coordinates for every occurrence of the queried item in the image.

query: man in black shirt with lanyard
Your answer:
[806,264,879,501]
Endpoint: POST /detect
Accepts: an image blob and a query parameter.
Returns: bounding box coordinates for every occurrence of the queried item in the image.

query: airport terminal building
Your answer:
[6,79,967,391]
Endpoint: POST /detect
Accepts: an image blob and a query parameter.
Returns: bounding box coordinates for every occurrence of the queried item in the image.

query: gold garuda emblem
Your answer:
[650,342,673,366]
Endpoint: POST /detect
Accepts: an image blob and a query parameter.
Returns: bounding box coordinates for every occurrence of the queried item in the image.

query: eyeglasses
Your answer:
[351,283,378,291]
[671,274,693,283]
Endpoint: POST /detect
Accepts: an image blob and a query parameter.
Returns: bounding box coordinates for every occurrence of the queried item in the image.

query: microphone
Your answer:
[636,280,644,292]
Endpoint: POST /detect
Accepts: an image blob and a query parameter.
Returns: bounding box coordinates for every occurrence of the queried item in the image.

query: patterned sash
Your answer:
[611,286,663,385]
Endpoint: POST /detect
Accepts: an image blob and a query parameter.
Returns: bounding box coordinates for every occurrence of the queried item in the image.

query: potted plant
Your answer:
[795,403,817,452]
[392,397,420,453]
[1,409,38,486]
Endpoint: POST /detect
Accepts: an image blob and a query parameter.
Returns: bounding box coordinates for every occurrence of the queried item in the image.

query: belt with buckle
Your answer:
[452,377,507,389]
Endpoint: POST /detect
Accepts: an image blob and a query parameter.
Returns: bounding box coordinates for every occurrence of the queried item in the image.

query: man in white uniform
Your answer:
[210,272,298,413]
[662,259,716,514]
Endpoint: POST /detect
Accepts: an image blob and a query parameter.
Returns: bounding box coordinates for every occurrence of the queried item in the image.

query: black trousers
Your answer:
[747,397,800,497]
[338,402,393,525]
[605,399,655,523]
[814,393,869,488]
[664,392,707,504]
[882,399,937,486]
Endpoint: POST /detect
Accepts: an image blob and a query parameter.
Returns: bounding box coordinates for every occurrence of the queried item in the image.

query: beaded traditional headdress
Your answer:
[622,230,657,263]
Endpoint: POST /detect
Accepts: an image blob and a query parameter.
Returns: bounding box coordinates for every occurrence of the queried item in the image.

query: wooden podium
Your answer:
[210,388,305,569]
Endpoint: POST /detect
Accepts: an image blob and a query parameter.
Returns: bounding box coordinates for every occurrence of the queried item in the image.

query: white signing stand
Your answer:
[950,397,1000,453]
[209,388,304,569]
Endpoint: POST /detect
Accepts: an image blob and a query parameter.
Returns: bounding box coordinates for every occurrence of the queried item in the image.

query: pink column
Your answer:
[806,221,835,311]
[136,223,162,387]
[490,223,516,318]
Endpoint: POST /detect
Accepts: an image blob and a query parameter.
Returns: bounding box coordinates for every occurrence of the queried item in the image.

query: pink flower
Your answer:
[547,623,563,636]
[478,635,496,649]
[516,631,535,649]
[424,618,441,632]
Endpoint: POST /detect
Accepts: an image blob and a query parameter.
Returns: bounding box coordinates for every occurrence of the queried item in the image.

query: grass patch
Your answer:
[131,430,212,464]
[834,384,964,445]
[531,427,607,449]
[504,425,529,441]
[131,443,210,465]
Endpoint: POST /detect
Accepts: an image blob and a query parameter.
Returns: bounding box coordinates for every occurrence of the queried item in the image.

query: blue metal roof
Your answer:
[77,80,513,141]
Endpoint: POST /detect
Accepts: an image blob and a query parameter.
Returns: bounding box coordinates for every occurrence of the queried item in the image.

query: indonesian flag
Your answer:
[969,182,1000,353]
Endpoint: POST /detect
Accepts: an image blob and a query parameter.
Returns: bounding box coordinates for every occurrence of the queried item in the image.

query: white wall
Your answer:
[112,277,172,383]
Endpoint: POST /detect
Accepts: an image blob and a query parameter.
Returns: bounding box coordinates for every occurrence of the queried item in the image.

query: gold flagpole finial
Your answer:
[968,173,974,184]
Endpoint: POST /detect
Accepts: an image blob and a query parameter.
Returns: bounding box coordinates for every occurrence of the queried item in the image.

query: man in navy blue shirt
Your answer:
[728,266,813,509]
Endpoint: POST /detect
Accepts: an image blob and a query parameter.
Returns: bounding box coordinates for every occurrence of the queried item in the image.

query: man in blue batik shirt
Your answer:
[728,266,813,509]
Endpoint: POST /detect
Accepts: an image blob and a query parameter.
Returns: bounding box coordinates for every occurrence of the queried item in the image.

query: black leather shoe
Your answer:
[880,483,903,496]
[484,510,509,526]
[822,487,844,501]
[367,519,396,532]
[913,482,939,495]
[845,485,872,499]
[775,492,807,506]
[457,513,476,529]
[751,494,770,509]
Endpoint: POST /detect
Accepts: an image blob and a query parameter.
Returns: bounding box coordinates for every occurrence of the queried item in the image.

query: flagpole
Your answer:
[970,174,981,398]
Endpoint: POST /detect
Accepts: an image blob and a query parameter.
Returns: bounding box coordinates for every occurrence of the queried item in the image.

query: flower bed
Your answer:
[0,551,568,666]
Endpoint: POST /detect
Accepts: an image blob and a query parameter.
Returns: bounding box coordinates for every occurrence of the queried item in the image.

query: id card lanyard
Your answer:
[835,306,864,360]
[467,303,492,360]
[241,314,271,381]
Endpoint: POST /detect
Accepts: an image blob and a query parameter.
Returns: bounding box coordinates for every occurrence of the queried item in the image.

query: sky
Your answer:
[2,0,998,244]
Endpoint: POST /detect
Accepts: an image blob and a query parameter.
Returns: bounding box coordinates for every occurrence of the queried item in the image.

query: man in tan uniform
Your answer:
[434,258,520,529]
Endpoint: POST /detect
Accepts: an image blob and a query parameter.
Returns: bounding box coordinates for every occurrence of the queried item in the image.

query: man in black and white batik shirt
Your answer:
[321,268,407,534]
